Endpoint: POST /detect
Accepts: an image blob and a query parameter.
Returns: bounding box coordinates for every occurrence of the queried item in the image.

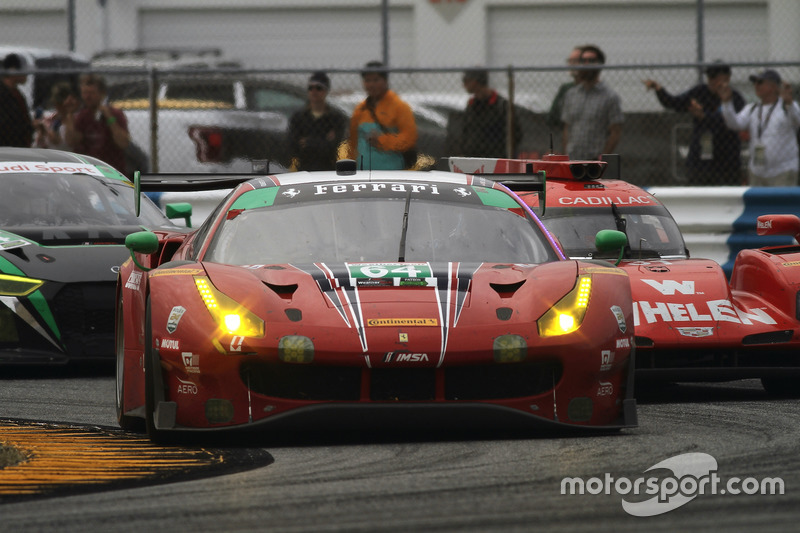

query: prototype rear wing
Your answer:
[448,154,622,215]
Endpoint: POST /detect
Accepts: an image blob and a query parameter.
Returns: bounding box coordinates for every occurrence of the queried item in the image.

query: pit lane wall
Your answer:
[158,186,800,278]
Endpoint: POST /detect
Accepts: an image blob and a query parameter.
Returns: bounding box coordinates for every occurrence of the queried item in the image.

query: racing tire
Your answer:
[760,377,800,398]
[116,293,144,432]
[144,297,172,444]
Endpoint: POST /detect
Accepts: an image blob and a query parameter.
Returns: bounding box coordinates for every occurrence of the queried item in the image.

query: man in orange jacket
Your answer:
[348,61,417,170]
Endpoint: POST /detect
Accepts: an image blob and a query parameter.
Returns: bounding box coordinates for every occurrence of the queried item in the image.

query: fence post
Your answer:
[506,65,515,158]
[148,67,158,173]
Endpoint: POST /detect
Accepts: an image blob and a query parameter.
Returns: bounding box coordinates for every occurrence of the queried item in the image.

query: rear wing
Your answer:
[448,154,622,215]
[133,160,278,217]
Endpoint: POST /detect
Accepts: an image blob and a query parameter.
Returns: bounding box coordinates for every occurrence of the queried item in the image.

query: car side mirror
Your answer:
[125,231,159,271]
[595,229,628,266]
[165,202,193,228]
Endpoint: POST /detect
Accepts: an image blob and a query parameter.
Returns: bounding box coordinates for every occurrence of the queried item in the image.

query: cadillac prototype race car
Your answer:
[450,155,800,394]
[0,147,183,364]
[116,160,637,440]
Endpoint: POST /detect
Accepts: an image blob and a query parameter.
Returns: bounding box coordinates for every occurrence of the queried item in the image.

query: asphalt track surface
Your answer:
[0,365,798,532]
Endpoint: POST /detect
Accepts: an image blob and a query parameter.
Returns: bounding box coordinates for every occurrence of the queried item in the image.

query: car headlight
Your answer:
[194,276,265,338]
[0,273,43,297]
[537,275,591,337]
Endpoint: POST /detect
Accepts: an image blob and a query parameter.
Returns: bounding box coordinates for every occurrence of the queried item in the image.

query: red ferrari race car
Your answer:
[449,155,800,395]
[116,161,636,441]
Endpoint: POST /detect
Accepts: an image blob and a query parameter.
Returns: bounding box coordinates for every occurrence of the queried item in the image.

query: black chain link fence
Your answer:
[11,61,800,186]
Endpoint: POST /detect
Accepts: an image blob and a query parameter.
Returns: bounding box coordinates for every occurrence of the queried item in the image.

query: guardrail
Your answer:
[648,186,800,276]
[159,185,800,278]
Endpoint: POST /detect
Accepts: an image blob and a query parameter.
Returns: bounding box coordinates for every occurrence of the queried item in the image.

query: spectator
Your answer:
[35,82,79,150]
[561,44,623,160]
[459,67,521,158]
[643,61,745,185]
[546,46,583,139]
[720,69,800,186]
[0,53,34,147]
[347,61,417,170]
[288,71,347,171]
[64,73,130,176]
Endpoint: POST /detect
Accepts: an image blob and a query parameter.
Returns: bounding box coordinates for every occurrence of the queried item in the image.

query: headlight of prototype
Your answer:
[537,275,591,337]
[194,276,265,338]
[0,273,43,297]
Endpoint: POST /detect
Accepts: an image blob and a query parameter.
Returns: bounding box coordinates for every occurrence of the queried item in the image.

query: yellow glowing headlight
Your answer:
[0,274,43,297]
[537,275,592,337]
[194,276,265,337]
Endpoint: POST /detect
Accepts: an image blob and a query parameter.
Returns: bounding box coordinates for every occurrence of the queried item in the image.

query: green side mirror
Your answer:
[165,202,193,228]
[595,229,628,266]
[124,231,159,271]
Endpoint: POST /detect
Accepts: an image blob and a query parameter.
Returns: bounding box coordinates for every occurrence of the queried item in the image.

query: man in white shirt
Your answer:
[720,69,800,186]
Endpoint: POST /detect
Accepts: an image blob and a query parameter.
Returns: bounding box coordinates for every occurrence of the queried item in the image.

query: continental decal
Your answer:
[580,267,628,277]
[367,318,439,327]
[150,269,205,278]
[782,261,800,267]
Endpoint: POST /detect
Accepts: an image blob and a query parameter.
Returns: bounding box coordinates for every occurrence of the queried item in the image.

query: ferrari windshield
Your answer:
[204,194,558,265]
[0,172,168,228]
[541,206,686,259]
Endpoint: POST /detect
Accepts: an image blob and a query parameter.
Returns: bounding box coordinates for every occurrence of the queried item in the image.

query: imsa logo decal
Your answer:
[383,352,429,363]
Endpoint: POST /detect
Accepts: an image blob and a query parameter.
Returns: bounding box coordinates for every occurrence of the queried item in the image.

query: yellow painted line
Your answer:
[0,421,224,497]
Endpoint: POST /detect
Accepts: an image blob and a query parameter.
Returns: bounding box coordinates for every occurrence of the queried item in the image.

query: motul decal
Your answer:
[641,279,696,295]
[634,300,776,326]
[616,337,630,349]
[160,338,180,350]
